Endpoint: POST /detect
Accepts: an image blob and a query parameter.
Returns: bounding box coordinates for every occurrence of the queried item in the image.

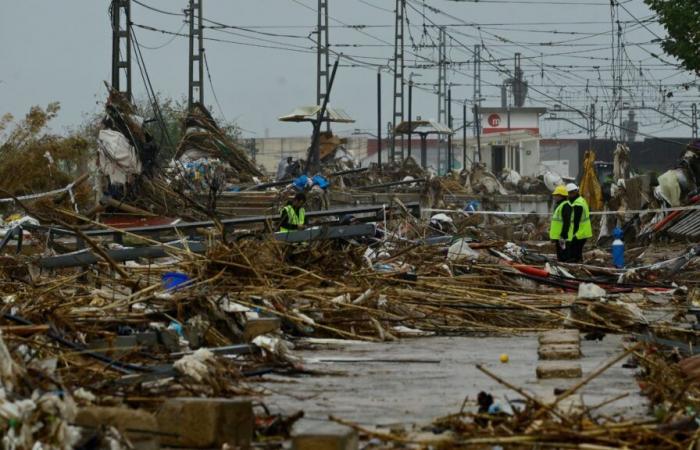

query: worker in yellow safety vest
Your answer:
[279,192,307,232]
[548,185,569,262]
[562,183,593,262]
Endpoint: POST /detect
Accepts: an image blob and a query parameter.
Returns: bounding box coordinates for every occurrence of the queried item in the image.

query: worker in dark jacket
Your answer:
[279,192,306,232]
[561,183,593,262]
[548,185,569,261]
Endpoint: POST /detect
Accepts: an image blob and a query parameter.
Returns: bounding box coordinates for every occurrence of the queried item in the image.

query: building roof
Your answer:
[394,119,453,135]
[278,105,355,123]
[462,129,540,146]
[478,106,547,115]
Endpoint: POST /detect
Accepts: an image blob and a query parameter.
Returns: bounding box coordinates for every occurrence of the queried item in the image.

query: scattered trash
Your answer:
[578,283,607,299]
[162,271,192,290]
[448,238,480,261]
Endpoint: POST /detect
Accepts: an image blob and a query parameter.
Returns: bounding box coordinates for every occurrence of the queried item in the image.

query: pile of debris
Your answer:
[175,103,262,183]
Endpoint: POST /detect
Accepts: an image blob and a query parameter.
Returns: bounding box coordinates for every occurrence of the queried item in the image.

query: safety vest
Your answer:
[549,201,566,240]
[568,196,593,240]
[279,205,305,233]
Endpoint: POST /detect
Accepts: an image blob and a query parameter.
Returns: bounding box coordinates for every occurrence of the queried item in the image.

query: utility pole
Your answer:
[462,101,467,169]
[408,76,413,159]
[693,103,698,140]
[472,43,482,164]
[447,87,453,171]
[391,0,405,161]
[188,0,204,109]
[110,0,132,100]
[616,16,623,141]
[377,69,382,171]
[472,44,482,136]
[437,27,447,126]
[307,59,339,174]
[474,104,482,162]
[589,102,596,150]
[437,27,447,173]
[317,0,330,131]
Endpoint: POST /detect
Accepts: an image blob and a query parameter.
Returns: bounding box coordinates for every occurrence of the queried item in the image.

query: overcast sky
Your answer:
[1,0,698,140]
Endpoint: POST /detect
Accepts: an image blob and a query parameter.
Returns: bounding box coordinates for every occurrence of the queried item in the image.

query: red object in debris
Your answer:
[510,263,634,294]
[101,215,177,229]
[511,264,550,278]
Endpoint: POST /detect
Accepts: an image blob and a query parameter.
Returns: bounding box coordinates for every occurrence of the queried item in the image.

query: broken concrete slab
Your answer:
[538,329,580,346]
[293,422,359,450]
[536,361,583,379]
[538,344,582,360]
[244,317,281,341]
[74,406,159,450]
[157,397,253,448]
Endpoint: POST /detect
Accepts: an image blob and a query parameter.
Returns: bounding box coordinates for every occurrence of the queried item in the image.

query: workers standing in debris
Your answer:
[277,156,293,181]
[549,185,569,261]
[279,192,307,232]
[562,183,593,262]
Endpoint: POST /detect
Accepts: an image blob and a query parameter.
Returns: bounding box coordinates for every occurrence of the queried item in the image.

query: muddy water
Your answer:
[261,334,647,427]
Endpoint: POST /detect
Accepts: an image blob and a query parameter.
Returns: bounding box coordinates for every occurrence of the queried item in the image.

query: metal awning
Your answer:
[462,129,540,146]
[278,105,355,123]
[395,119,453,135]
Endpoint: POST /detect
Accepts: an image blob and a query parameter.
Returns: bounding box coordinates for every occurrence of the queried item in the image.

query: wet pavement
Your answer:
[262,333,647,427]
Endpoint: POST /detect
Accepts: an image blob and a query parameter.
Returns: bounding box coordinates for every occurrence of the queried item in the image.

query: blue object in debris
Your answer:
[312,175,330,190]
[464,200,480,213]
[487,403,502,414]
[293,175,309,191]
[162,271,191,290]
[612,227,625,269]
[168,321,184,337]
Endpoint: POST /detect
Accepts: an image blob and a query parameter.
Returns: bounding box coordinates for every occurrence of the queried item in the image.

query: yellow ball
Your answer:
[499,353,509,363]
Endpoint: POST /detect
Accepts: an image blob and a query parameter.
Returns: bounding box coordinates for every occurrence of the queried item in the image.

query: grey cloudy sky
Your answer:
[1,0,697,139]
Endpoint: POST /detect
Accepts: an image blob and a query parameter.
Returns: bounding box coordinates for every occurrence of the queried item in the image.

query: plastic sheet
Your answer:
[579,150,603,211]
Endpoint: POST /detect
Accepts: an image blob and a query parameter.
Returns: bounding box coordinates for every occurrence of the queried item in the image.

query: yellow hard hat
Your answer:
[552,185,568,197]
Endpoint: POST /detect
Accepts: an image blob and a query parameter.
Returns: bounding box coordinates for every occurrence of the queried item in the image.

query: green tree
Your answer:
[645,0,700,74]
[0,103,91,196]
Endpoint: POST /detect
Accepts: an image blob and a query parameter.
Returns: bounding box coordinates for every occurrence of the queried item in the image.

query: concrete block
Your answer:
[538,344,582,360]
[244,317,281,341]
[538,329,580,346]
[157,397,253,448]
[536,362,582,379]
[74,406,159,450]
[293,423,358,450]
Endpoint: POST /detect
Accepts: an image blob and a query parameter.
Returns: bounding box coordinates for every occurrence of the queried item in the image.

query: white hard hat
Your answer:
[565,183,579,192]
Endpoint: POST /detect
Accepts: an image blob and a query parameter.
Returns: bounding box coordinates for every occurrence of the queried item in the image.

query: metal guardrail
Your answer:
[38,223,378,268]
[26,202,419,249]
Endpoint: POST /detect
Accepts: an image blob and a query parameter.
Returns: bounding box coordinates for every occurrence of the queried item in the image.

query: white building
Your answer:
[465,107,547,176]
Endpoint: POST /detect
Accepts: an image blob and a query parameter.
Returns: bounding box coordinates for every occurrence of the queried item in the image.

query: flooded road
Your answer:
[262,334,647,427]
